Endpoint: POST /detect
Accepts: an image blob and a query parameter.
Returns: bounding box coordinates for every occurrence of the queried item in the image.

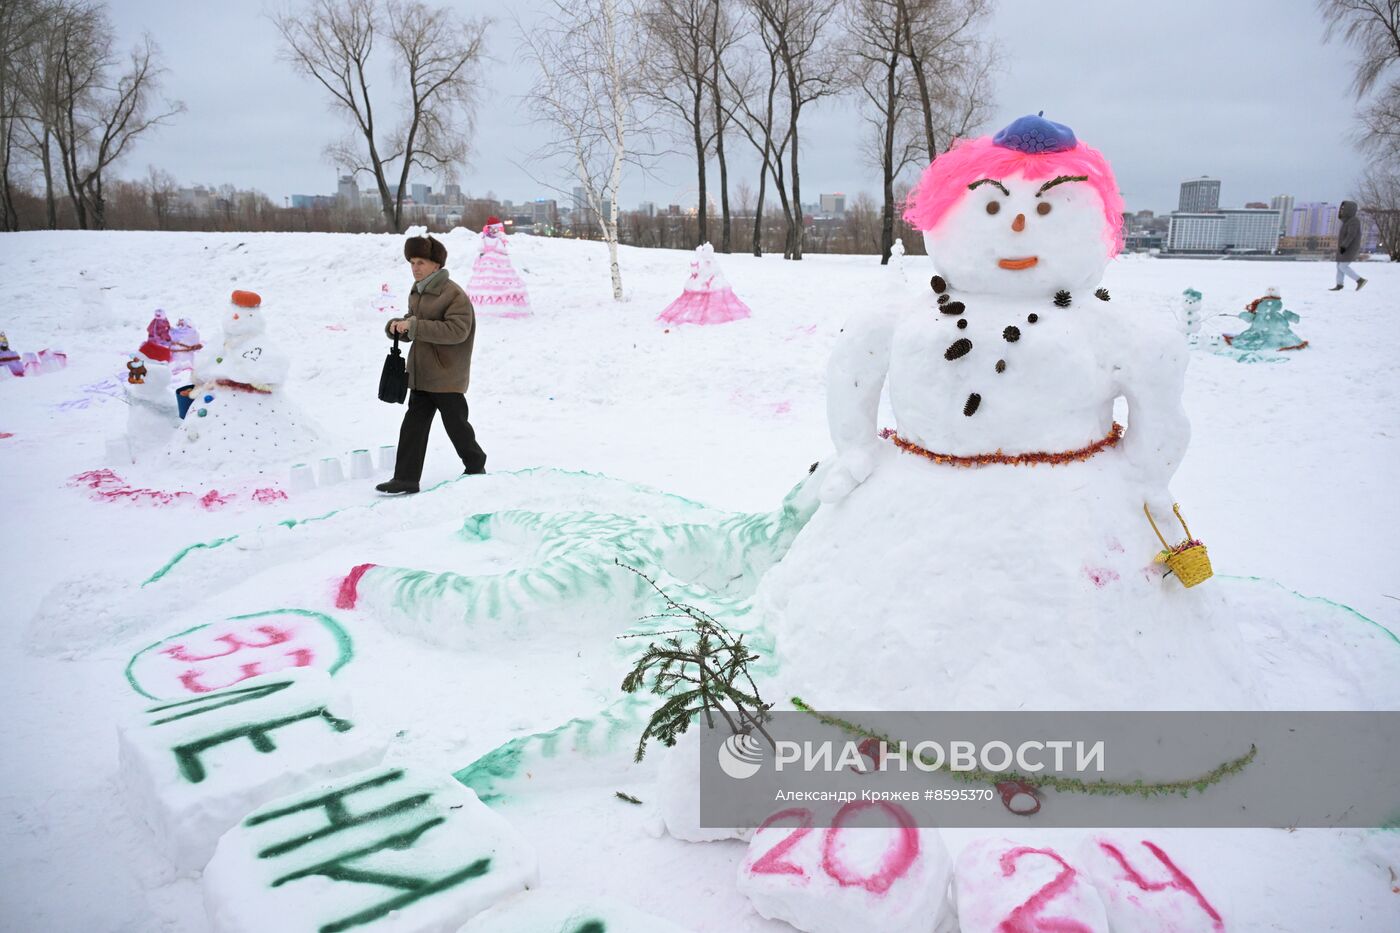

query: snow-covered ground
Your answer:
[0,230,1396,931]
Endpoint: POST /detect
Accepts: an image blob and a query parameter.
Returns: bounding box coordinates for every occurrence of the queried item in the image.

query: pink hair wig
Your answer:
[904,137,1125,256]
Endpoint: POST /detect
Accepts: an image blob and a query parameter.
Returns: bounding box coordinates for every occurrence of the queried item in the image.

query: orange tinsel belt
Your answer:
[881,422,1124,468]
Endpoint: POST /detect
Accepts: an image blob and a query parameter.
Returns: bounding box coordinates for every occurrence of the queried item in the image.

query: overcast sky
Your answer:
[107,0,1367,215]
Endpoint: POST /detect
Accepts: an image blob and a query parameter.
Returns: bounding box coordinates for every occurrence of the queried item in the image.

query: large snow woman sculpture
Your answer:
[763,114,1264,711]
[466,217,531,318]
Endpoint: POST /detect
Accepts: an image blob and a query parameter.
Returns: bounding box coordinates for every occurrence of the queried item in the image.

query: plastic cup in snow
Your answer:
[318,457,345,486]
[289,463,316,494]
[175,385,196,420]
[349,449,374,479]
[377,444,397,471]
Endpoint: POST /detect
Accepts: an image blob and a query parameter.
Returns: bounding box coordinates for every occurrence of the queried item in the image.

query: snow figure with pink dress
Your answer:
[466,216,531,318]
[138,310,174,363]
[657,242,752,326]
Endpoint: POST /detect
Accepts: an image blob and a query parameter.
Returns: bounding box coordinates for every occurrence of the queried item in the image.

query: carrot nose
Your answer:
[1012,213,1026,232]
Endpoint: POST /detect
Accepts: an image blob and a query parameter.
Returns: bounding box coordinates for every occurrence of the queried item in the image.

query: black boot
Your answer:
[375,479,419,495]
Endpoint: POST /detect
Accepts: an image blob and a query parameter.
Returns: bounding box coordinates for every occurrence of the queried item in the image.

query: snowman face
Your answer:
[224,305,265,338]
[923,171,1110,296]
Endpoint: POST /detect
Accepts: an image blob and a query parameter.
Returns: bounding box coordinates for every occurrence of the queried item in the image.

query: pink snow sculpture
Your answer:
[466,217,531,318]
[657,243,751,326]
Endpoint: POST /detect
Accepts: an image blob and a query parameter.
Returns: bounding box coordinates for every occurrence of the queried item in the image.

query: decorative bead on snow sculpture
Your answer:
[1224,288,1307,352]
[657,242,752,326]
[466,216,531,318]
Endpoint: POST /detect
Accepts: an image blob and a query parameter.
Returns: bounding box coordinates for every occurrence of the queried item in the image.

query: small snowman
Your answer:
[889,237,907,280]
[0,332,20,377]
[1179,287,1203,335]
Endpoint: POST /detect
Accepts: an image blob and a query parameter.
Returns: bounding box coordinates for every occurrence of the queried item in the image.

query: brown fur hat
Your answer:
[404,234,447,266]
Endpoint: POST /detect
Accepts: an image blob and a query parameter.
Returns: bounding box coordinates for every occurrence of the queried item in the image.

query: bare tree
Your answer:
[896,0,994,163]
[521,0,652,300]
[1357,164,1400,258]
[1318,0,1400,165]
[642,0,715,246]
[0,0,44,230]
[706,0,741,252]
[145,162,177,228]
[721,21,792,256]
[746,0,841,260]
[273,0,488,233]
[845,0,919,264]
[41,3,184,230]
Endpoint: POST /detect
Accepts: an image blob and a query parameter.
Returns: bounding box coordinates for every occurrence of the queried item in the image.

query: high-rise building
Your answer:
[410,183,431,203]
[819,192,846,216]
[444,183,462,204]
[1269,195,1294,236]
[1290,202,1340,238]
[638,201,656,217]
[530,199,557,226]
[336,174,360,207]
[1166,209,1279,252]
[1178,177,1221,213]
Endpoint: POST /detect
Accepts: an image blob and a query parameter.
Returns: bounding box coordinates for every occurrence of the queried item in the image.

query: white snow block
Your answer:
[737,801,952,933]
[350,449,375,479]
[459,890,693,933]
[1078,835,1226,931]
[953,837,1108,933]
[204,767,538,933]
[658,725,748,842]
[118,668,386,873]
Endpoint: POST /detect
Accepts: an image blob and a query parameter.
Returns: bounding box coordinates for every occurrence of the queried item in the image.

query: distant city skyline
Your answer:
[105,0,1370,217]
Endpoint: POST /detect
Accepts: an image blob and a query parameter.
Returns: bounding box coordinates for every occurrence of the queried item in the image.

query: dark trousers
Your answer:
[394,389,487,482]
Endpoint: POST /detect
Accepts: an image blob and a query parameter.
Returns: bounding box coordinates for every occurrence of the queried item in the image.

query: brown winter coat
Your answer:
[385,271,477,393]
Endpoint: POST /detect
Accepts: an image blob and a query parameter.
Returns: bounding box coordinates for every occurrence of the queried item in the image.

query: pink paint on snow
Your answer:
[325,323,347,332]
[658,243,752,326]
[336,562,378,610]
[997,847,1095,933]
[199,490,233,510]
[1082,565,1120,588]
[750,808,816,880]
[1097,840,1223,929]
[467,221,531,316]
[0,432,12,439]
[68,470,287,510]
[820,800,920,895]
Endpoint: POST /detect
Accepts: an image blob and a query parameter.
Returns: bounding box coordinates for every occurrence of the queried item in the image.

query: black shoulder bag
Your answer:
[378,335,408,404]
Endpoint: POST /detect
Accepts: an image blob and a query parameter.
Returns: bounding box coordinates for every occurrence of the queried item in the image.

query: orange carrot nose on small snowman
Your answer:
[1011,213,1026,232]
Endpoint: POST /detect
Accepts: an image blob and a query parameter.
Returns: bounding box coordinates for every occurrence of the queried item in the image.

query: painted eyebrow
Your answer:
[967,178,1010,196]
[1036,175,1088,196]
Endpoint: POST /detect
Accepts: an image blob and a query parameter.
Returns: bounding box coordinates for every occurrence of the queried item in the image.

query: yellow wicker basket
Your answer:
[1144,503,1213,588]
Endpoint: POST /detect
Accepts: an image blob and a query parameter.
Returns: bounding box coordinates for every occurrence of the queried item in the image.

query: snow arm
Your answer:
[819,310,896,502]
[1115,322,1190,515]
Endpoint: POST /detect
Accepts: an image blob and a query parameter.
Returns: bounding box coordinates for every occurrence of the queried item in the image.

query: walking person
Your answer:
[1330,200,1368,292]
[376,234,487,495]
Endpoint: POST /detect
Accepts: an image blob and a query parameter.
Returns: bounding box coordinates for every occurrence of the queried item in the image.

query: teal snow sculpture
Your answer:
[1226,290,1308,352]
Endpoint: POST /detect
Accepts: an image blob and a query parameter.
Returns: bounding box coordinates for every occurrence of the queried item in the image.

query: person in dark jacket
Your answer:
[375,234,487,495]
[1330,200,1368,291]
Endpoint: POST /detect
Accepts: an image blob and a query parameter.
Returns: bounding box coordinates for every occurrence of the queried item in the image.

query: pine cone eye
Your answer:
[986,201,1000,215]
[1036,202,1051,216]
